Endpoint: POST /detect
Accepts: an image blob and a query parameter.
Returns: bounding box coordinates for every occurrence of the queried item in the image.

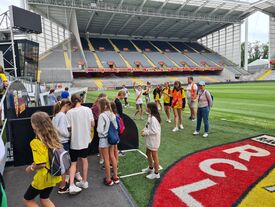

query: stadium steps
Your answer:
[63,51,72,69]
[167,42,181,53]
[257,69,273,80]
[130,40,156,67]
[95,78,103,89]
[109,39,132,68]
[87,39,103,68]
[149,41,179,68]
[184,43,200,53]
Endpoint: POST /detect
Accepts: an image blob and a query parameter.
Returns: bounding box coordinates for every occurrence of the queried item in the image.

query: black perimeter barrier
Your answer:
[8,104,139,166]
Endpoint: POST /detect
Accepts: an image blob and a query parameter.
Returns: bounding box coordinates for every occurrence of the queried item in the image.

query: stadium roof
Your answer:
[28,0,275,41]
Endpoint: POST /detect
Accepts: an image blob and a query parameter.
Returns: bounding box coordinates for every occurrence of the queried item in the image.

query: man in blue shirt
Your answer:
[61,87,70,99]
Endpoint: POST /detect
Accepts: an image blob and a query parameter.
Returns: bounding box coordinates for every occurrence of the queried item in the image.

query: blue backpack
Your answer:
[106,115,120,145]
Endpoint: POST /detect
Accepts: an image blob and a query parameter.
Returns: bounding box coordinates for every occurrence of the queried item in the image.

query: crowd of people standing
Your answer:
[21,76,212,207]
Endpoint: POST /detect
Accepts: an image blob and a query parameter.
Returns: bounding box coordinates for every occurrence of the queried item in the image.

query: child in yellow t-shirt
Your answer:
[23,112,62,207]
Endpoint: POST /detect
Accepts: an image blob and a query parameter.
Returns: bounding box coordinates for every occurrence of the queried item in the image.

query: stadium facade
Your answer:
[18,0,275,85]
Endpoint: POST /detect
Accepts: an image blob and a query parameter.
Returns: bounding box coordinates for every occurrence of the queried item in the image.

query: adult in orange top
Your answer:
[171,81,186,132]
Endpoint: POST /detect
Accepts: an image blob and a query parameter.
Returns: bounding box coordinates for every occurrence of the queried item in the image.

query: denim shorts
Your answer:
[99,137,110,148]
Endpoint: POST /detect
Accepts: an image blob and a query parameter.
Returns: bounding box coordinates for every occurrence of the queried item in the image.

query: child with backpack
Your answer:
[66,94,95,194]
[97,98,119,186]
[141,103,161,180]
[23,112,62,207]
[52,99,72,194]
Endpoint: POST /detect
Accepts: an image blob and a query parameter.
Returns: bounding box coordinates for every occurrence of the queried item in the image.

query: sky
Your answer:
[0,0,270,43]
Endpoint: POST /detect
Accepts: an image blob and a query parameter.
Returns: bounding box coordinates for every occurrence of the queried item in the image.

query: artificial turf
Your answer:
[86,82,275,207]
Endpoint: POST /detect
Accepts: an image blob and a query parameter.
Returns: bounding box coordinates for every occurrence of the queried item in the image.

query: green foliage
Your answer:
[87,82,275,207]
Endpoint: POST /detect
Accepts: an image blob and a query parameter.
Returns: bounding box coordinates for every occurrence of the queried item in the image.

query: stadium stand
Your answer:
[169,42,196,53]
[186,53,217,67]
[40,49,66,68]
[120,52,152,68]
[165,53,198,68]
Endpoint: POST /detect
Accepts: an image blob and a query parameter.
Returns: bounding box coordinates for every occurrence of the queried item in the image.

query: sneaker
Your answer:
[146,173,160,180]
[75,172,82,182]
[203,133,209,138]
[119,151,126,157]
[76,181,89,189]
[112,176,120,184]
[99,159,104,165]
[193,131,200,135]
[179,125,184,129]
[104,178,114,186]
[191,119,196,122]
[166,119,171,123]
[172,127,179,132]
[69,184,82,194]
[142,166,153,174]
[58,185,69,194]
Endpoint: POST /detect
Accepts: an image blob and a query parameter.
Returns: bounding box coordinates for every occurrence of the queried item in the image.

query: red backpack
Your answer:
[116,115,125,135]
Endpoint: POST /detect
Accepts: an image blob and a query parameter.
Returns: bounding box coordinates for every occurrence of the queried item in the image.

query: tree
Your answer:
[240,41,269,67]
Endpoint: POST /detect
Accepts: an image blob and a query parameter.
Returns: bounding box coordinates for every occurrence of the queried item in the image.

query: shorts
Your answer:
[99,137,110,148]
[62,142,70,151]
[145,95,150,102]
[136,104,142,110]
[69,148,89,162]
[188,100,196,109]
[24,185,53,200]
[164,102,171,106]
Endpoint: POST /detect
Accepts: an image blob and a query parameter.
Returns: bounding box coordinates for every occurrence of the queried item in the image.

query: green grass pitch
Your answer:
[86,82,275,207]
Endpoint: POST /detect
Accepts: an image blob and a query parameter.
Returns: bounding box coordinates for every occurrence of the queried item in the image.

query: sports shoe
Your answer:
[142,166,153,174]
[203,133,209,138]
[193,131,200,135]
[172,127,179,132]
[104,178,114,186]
[112,176,120,184]
[76,181,89,189]
[191,119,196,122]
[99,159,104,165]
[75,172,82,182]
[119,151,126,157]
[69,184,82,194]
[179,125,184,129]
[58,185,69,194]
[146,173,160,180]
[166,119,171,123]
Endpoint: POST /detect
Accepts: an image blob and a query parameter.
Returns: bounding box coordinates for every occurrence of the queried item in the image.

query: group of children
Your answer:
[125,77,212,137]
[23,88,162,207]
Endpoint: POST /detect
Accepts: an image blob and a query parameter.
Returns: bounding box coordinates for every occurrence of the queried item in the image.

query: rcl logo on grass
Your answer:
[151,135,275,207]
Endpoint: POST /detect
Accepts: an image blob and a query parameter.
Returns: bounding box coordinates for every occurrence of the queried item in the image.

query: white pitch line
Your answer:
[120,149,163,178]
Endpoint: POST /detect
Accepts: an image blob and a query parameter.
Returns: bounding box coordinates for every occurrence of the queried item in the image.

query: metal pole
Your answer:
[244,18,248,71]
[10,25,17,78]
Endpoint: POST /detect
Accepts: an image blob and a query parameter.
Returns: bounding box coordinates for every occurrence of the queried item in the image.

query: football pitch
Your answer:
[86,82,275,207]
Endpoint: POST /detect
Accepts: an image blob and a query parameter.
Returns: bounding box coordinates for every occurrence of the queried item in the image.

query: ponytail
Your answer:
[53,99,71,116]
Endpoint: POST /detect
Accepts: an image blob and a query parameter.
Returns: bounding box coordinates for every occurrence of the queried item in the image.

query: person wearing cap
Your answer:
[193,81,213,138]
[186,77,198,121]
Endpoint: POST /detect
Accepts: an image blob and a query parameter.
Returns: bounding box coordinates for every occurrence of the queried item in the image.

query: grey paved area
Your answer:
[5,156,136,207]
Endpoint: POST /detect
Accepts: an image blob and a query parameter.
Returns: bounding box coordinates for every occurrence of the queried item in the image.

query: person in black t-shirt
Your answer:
[114,90,126,117]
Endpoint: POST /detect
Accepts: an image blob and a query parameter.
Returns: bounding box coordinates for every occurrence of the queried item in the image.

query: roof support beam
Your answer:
[157,0,169,12]
[178,22,204,38]
[116,15,135,34]
[224,5,241,18]
[176,0,191,14]
[142,18,169,36]
[130,17,151,36]
[28,1,240,24]
[138,0,148,11]
[209,2,225,16]
[100,0,124,34]
[193,0,209,15]
[154,20,184,38]
[85,11,95,32]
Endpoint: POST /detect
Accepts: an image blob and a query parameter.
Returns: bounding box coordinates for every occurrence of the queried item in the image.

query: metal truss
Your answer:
[28,0,240,24]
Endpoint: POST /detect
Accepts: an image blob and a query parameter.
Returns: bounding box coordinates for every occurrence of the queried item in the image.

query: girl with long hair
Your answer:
[97,98,119,186]
[52,99,72,194]
[153,85,163,111]
[23,112,62,207]
[141,102,161,180]
[171,81,186,132]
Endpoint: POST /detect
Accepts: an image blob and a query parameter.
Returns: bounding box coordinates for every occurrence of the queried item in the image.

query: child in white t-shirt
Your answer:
[133,82,144,120]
